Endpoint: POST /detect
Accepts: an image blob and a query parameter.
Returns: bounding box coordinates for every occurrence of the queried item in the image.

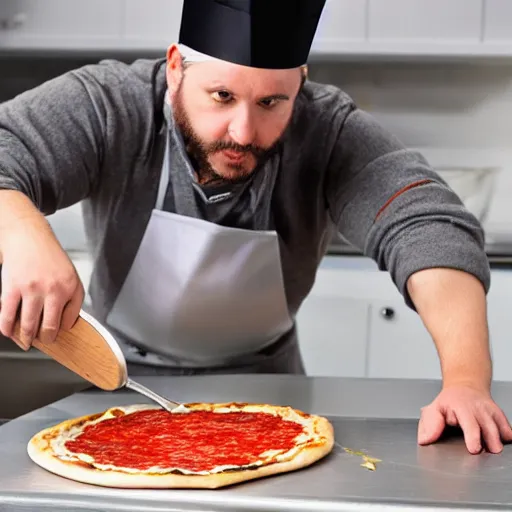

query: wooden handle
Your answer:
[12,315,126,391]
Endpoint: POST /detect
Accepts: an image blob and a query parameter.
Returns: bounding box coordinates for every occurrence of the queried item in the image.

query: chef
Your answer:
[0,0,510,454]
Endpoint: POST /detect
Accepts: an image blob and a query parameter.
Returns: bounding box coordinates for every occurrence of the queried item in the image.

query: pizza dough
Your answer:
[27,402,335,489]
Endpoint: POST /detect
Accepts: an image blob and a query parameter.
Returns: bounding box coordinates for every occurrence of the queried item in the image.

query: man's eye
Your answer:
[259,98,278,108]
[212,91,233,103]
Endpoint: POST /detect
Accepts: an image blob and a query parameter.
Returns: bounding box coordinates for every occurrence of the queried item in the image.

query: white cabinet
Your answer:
[366,276,512,381]
[366,271,512,381]
[368,0,482,43]
[0,0,124,50]
[367,299,442,380]
[296,256,382,379]
[485,271,512,382]
[124,0,183,51]
[483,0,512,42]
[297,256,512,381]
[488,302,512,382]
[312,0,366,53]
[297,295,369,378]
[313,0,512,58]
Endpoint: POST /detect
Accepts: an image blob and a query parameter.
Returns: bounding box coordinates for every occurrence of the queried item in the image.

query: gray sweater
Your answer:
[0,58,490,329]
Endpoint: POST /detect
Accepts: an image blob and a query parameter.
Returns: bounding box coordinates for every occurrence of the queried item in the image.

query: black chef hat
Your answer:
[178,0,326,69]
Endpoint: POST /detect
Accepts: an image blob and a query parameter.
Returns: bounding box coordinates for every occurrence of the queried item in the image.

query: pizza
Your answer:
[27,402,334,489]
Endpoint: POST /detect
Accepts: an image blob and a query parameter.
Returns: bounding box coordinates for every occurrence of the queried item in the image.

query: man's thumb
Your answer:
[417,406,445,445]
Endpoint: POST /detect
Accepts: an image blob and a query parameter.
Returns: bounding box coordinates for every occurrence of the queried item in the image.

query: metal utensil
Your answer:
[12,309,183,413]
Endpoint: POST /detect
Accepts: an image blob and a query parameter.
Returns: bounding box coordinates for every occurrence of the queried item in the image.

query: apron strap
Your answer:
[155,132,170,211]
[158,101,203,218]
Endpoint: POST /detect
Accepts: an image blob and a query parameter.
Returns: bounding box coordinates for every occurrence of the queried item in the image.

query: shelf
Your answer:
[311,41,512,61]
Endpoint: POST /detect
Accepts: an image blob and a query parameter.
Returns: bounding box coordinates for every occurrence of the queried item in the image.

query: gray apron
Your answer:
[105,102,303,375]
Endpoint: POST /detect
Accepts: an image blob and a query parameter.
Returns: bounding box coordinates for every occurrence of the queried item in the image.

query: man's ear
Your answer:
[298,65,308,93]
[166,43,184,97]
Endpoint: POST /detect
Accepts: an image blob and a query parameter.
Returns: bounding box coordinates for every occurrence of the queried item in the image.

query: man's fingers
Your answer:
[479,413,503,454]
[19,294,44,348]
[446,409,458,426]
[454,409,482,454]
[491,408,512,443]
[39,297,65,344]
[0,290,21,337]
[418,406,446,445]
[61,286,84,331]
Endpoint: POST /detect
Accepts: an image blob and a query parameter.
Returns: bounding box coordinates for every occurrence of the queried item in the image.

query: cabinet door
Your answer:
[312,0,366,52]
[367,273,512,382]
[296,295,369,378]
[0,0,124,49]
[124,0,184,51]
[485,271,512,382]
[483,0,512,42]
[368,0,482,42]
[367,300,442,380]
[487,301,511,382]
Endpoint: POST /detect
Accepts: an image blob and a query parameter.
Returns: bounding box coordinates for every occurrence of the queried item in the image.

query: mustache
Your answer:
[207,140,267,158]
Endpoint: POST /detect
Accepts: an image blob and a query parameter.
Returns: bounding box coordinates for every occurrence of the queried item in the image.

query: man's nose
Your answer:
[228,105,256,146]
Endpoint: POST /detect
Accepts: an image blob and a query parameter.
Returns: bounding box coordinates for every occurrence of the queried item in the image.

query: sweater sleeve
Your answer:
[325,106,490,308]
[0,67,105,215]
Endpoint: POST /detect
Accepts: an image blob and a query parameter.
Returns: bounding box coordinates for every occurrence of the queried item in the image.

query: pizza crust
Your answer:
[27,402,334,489]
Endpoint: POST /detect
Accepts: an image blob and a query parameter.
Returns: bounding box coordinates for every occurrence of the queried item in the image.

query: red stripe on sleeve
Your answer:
[375,179,432,221]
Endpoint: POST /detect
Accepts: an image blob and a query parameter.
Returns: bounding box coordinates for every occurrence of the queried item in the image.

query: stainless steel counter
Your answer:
[1,375,512,511]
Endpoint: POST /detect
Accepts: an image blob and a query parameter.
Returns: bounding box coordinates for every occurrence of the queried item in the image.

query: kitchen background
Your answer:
[0,0,511,421]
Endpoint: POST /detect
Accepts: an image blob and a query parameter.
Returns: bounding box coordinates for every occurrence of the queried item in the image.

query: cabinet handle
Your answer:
[380,307,395,320]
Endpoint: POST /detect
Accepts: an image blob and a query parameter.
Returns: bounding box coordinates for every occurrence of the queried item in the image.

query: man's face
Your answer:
[167,49,303,185]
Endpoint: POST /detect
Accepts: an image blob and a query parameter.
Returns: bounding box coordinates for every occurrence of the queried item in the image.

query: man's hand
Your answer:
[0,191,84,350]
[417,384,512,454]
[405,267,511,454]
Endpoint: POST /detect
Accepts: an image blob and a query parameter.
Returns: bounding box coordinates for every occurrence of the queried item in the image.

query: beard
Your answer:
[172,84,284,186]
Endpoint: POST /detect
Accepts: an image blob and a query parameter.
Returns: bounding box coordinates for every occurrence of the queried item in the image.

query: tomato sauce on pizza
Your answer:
[65,409,305,472]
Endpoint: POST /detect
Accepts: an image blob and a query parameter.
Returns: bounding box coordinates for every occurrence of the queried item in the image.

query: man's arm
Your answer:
[0,68,104,213]
[407,268,512,454]
[0,67,105,345]
[408,268,491,390]
[324,107,491,306]
[322,100,509,453]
